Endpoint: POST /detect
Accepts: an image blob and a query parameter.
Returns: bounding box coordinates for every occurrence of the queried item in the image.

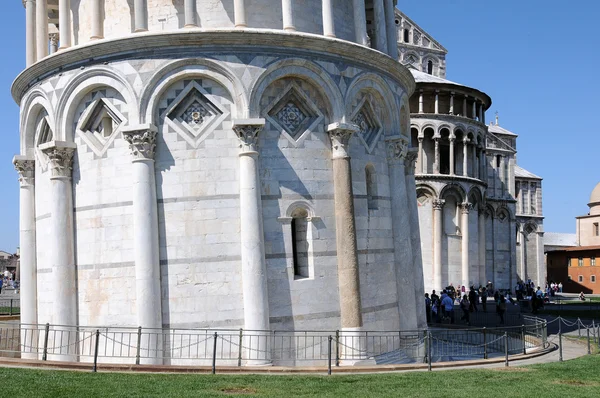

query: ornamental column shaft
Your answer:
[449,92,454,114]
[384,0,398,58]
[432,199,444,293]
[282,0,295,31]
[234,0,247,27]
[478,208,486,285]
[36,0,48,60]
[418,90,424,114]
[40,141,77,361]
[91,0,104,39]
[417,137,424,174]
[462,96,467,117]
[386,138,417,330]
[184,0,197,27]
[122,125,163,365]
[449,137,455,175]
[328,123,362,330]
[434,91,439,114]
[232,120,270,364]
[472,101,477,120]
[433,137,440,174]
[13,156,37,359]
[322,0,335,37]
[59,0,71,49]
[499,155,505,195]
[25,0,36,66]
[134,0,148,32]
[373,0,387,53]
[353,0,368,45]
[461,203,472,289]
[462,139,469,177]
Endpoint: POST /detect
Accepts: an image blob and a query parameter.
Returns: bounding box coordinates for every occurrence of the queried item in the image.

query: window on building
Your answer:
[291,208,310,279]
[592,257,596,266]
[592,275,597,283]
[403,29,409,43]
[578,257,584,267]
[568,257,572,267]
[427,60,433,75]
[365,165,378,210]
[594,223,599,236]
[578,275,584,283]
[496,155,501,168]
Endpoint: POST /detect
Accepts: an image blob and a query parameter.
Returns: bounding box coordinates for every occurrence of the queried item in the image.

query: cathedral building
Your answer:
[394,10,545,294]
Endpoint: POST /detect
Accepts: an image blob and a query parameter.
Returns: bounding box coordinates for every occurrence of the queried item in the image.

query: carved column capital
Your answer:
[385,137,409,163]
[327,122,359,159]
[40,141,76,179]
[232,119,265,154]
[461,202,473,214]
[13,156,35,186]
[404,148,418,174]
[432,199,445,210]
[122,124,158,161]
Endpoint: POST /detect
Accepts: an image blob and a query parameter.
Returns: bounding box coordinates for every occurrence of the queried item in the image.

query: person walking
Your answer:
[497,295,506,325]
[481,287,487,312]
[468,287,478,313]
[441,293,455,324]
[460,295,470,325]
[425,293,431,323]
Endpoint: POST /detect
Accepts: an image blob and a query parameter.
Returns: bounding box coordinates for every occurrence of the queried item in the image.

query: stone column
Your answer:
[461,203,472,289]
[353,0,368,45]
[13,156,38,359]
[434,90,439,114]
[328,123,364,346]
[122,125,163,365]
[418,90,424,114]
[91,0,104,39]
[449,92,454,114]
[462,96,467,117]
[232,119,271,364]
[478,104,483,122]
[234,0,247,27]
[499,155,505,195]
[36,0,48,60]
[282,0,295,31]
[25,0,36,66]
[417,137,424,174]
[386,138,418,330]
[384,0,398,59]
[134,0,148,32]
[184,0,197,28]
[472,100,477,120]
[373,0,387,53]
[49,33,59,54]
[478,207,486,285]
[432,199,444,293]
[322,0,335,37]
[433,137,440,174]
[536,231,545,286]
[404,149,427,329]
[40,141,77,361]
[482,150,487,183]
[462,138,469,177]
[472,146,478,179]
[519,227,527,281]
[449,136,455,175]
[58,0,71,49]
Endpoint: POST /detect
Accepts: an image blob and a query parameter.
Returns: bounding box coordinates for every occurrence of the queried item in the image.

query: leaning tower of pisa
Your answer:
[13,0,424,364]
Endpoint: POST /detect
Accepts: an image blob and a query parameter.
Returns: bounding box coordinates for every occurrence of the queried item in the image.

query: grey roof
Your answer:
[488,123,518,137]
[411,70,465,86]
[515,165,542,180]
[544,232,577,248]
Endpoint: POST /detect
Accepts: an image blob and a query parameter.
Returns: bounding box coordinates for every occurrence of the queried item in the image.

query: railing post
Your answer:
[335,330,340,367]
[92,329,100,372]
[521,324,526,355]
[328,335,332,376]
[578,318,581,337]
[593,321,596,345]
[10,299,13,316]
[427,332,432,372]
[42,323,50,361]
[423,330,428,364]
[504,332,508,367]
[212,332,218,374]
[558,317,563,362]
[135,326,142,365]
[587,327,591,355]
[483,327,488,359]
[237,328,243,367]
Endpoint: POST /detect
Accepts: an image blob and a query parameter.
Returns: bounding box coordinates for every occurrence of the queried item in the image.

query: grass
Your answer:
[2,355,600,398]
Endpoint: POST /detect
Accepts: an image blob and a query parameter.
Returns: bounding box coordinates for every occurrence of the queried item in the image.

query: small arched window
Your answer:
[366,165,378,210]
[291,208,310,279]
[427,60,433,75]
[403,29,409,43]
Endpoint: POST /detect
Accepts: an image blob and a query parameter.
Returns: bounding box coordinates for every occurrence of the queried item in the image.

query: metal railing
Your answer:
[0,317,551,371]
[0,299,19,316]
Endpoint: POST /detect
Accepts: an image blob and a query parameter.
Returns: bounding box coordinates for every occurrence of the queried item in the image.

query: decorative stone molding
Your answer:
[39,141,77,178]
[432,199,445,210]
[385,137,409,163]
[404,148,419,174]
[122,124,158,161]
[327,122,360,159]
[232,119,266,153]
[13,156,35,186]
[460,202,473,214]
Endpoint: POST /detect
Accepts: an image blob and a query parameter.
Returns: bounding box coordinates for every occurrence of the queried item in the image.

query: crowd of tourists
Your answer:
[0,271,18,294]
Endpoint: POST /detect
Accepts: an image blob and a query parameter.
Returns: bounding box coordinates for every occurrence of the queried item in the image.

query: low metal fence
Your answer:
[0,317,551,370]
[0,299,19,316]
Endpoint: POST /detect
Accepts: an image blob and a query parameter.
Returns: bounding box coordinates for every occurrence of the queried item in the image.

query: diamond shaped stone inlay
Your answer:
[276,102,307,137]
[182,100,210,125]
[352,107,380,148]
[76,97,127,157]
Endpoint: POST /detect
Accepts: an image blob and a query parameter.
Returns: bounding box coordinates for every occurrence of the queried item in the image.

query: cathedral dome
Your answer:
[589,182,600,206]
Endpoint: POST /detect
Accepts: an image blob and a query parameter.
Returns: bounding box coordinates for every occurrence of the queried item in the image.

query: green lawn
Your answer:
[2,354,600,398]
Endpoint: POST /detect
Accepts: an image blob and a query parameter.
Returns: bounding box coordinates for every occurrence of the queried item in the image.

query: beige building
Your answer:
[576,183,600,246]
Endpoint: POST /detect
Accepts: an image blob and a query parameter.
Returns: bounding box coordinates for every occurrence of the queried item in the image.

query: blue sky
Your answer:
[0,1,598,253]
